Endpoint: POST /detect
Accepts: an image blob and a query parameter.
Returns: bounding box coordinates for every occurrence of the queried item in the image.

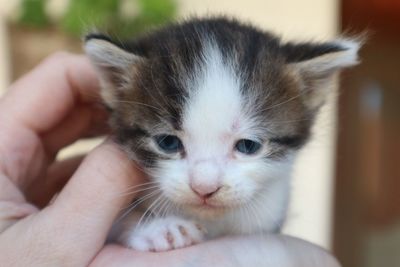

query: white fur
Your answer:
[333,38,361,64]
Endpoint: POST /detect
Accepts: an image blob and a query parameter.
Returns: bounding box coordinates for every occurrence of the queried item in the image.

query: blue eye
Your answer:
[235,139,262,155]
[154,135,183,153]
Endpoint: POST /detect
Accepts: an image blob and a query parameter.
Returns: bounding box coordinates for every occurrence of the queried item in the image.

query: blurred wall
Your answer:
[177,0,337,39]
[0,16,10,94]
[176,0,339,248]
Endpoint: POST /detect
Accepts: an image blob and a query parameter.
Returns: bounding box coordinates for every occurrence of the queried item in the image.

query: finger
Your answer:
[26,155,85,207]
[90,236,341,267]
[90,240,233,267]
[82,104,110,138]
[41,106,92,156]
[46,141,144,259]
[89,241,230,267]
[0,52,100,134]
[41,104,108,155]
[89,245,183,267]
[0,53,101,186]
[0,201,38,233]
[0,173,39,233]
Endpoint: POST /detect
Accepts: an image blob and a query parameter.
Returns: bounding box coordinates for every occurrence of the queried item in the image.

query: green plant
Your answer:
[17,0,176,37]
[19,0,48,27]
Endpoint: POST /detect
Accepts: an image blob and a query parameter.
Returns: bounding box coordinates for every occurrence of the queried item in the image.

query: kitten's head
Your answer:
[85,18,360,218]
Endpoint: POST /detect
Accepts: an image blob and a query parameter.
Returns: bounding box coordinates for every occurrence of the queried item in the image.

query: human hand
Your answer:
[0,53,144,266]
[0,52,341,267]
[92,234,341,267]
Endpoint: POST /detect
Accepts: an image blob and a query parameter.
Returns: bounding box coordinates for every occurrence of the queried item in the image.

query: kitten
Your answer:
[84,17,360,252]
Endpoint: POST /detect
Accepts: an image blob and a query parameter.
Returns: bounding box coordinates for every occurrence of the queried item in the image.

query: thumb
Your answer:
[48,141,144,260]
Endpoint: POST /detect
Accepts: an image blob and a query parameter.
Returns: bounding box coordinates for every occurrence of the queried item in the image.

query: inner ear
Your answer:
[84,35,144,108]
[290,40,360,77]
[282,39,361,110]
[282,41,349,63]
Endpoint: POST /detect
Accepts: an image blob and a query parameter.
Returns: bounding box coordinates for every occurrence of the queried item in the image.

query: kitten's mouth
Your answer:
[189,200,229,211]
[180,198,236,218]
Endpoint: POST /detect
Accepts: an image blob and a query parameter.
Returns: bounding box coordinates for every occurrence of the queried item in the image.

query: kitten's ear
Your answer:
[84,34,143,108]
[283,38,362,110]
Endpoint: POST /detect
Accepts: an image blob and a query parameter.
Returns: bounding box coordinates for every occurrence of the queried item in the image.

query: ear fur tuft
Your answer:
[84,36,143,108]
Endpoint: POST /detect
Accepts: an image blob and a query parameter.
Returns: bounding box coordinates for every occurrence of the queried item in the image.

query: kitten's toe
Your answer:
[129,236,153,252]
[165,220,204,248]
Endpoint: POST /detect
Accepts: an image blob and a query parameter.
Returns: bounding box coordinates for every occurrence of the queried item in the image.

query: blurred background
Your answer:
[0,1,399,266]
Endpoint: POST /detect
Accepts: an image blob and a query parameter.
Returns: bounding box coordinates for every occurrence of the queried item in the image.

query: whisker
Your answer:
[266,118,313,125]
[123,181,160,190]
[154,196,170,219]
[247,200,264,233]
[257,91,307,112]
[237,205,246,233]
[254,194,283,230]
[108,99,165,113]
[149,61,174,111]
[112,185,161,199]
[115,181,160,194]
[150,195,167,219]
[135,193,164,230]
[242,203,253,233]
[115,190,161,224]
[150,197,167,218]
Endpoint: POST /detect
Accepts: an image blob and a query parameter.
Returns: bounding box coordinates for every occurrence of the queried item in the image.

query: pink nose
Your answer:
[190,183,221,199]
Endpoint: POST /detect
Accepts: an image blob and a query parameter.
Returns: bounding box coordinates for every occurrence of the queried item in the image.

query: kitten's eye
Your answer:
[235,139,262,155]
[154,135,183,153]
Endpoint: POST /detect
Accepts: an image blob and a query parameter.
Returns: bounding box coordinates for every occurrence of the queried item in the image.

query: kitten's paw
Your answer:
[125,216,205,252]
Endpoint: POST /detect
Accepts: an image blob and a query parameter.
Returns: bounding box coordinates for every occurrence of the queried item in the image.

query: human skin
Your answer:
[0,52,340,267]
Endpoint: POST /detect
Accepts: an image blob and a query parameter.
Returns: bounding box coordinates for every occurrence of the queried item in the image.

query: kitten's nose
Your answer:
[190,160,222,199]
[190,183,221,199]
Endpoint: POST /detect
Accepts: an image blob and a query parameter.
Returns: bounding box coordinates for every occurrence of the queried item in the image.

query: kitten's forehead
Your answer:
[124,18,288,134]
[183,41,244,142]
